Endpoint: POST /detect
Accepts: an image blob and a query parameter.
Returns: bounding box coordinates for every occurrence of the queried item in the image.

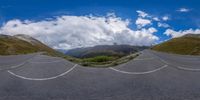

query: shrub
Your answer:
[83,56,114,62]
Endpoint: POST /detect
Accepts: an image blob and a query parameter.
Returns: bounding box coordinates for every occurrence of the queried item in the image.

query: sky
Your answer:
[0,0,200,50]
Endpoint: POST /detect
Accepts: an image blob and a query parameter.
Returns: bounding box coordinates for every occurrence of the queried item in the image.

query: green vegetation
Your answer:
[83,56,115,63]
[152,35,200,55]
[65,53,139,67]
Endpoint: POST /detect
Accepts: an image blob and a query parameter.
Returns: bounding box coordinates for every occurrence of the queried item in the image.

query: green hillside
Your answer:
[152,34,200,55]
[0,34,61,56]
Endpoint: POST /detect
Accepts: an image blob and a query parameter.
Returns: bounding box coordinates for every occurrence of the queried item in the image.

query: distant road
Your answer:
[0,50,200,100]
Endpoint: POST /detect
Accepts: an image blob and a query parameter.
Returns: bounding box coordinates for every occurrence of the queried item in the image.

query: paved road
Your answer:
[0,50,200,100]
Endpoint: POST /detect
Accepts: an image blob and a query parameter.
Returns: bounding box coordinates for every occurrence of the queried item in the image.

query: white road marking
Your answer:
[175,66,200,71]
[0,55,37,70]
[1,61,28,69]
[150,51,200,72]
[8,64,77,81]
[109,65,168,75]
[10,62,27,69]
[134,57,154,61]
[28,59,64,64]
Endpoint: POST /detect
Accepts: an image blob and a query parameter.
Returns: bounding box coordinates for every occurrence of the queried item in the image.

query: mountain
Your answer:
[183,34,200,38]
[152,34,200,55]
[0,34,61,56]
[65,45,148,58]
[56,49,68,53]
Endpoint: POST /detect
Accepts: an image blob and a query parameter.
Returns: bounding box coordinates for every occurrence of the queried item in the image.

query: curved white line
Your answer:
[0,62,27,69]
[134,57,154,61]
[151,52,200,71]
[0,55,37,70]
[34,58,60,61]
[28,59,64,64]
[109,65,168,75]
[8,64,77,81]
[175,66,200,71]
[9,62,27,69]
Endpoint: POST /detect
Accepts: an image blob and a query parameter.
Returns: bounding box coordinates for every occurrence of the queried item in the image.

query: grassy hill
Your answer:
[0,34,62,56]
[152,34,200,55]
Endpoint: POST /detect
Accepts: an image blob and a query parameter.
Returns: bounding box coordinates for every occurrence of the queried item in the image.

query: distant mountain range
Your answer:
[152,34,200,55]
[65,45,148,58]
[0,34,61,56]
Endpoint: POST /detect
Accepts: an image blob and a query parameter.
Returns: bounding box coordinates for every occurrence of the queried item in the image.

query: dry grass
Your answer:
[152,37,200,55]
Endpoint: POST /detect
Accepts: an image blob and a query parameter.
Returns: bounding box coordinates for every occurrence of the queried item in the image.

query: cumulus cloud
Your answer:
[135,18,152,28]
[135,10,152,28]
[177,8,190,12]
[0,14,159,50]
[136,10,149,18]
[162,16,170,21]
[158,22,170,28]
[164,28,200,38]
[153,17,160,21]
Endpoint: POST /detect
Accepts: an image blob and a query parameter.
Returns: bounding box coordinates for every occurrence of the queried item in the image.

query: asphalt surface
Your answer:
[0,50,200,100]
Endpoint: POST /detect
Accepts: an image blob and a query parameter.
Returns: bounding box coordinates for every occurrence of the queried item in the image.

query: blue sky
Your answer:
[0,0,200,49]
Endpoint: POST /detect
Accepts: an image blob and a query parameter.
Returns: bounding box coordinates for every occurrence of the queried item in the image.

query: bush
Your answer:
[83,56,114,62]
[111,62,119,66]
[82,62,90,66]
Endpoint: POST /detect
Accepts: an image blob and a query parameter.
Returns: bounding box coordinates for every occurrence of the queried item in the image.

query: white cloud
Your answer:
[135,10,152,28]
[0,14,159,50]
[158,22,170,28]
[135,18,152,28]
[153,17,160,21]
[136,10,148,18]
[177,8,190,12]
[162,16,170,21]
[164,28,200,38]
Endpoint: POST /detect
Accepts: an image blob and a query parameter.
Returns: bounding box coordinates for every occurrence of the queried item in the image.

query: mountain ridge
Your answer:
[65,45,148,58]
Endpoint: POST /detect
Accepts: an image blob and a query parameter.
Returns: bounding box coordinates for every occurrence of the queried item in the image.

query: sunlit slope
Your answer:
[152,34,200,55]
[0,34,61,56]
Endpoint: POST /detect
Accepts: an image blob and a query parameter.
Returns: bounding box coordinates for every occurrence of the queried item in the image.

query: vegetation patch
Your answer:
[152,35,200,55]
[57,52,139,67]
[82,56,115,63]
